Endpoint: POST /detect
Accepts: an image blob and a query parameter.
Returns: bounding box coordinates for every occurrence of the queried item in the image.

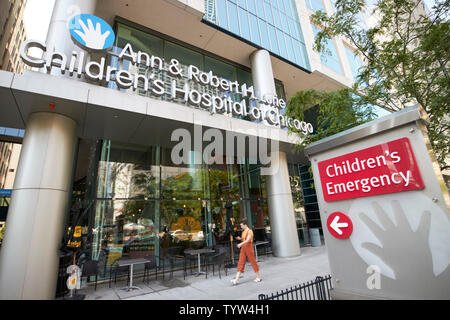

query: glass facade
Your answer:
[344,46,363,82]
[306,0,325,12]
[312,25,343,74]
[203,0,310,70]
[82,140,274,279]
[108,22,286,123]
[57,20,317,282]
[67,137,317,281]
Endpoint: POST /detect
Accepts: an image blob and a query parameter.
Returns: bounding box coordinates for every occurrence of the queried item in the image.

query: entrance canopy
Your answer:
[0,70,308,164]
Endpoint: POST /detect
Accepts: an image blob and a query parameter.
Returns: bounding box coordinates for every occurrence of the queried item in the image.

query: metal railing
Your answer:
[258,275,333,300]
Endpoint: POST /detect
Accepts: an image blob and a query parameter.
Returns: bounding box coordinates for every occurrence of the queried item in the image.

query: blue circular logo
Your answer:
[69,14,115,51]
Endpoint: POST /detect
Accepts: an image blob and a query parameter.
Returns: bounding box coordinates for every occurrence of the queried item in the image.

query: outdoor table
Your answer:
[254,241,269,262]
[115,257,149,291]
[184,248,215,277]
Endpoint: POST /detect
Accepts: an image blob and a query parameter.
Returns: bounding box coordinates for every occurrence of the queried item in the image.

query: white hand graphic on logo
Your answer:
[73,18,110,50]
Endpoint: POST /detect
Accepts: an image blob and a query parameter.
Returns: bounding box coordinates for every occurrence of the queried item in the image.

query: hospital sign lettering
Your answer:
[318,137,424,202]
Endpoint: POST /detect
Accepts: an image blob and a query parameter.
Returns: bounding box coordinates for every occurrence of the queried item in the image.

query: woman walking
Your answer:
[230,219,261,285]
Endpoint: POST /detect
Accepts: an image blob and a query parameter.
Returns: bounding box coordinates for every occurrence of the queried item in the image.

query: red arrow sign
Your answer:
[327,212,353,239]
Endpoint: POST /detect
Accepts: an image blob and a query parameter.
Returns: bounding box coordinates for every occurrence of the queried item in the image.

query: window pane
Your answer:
[247,0,256,14]
[217,0,229,30]
[293,39,304,66]
[306,0,325,12]
[237,0,246,8]
[285,0,296,18]
[227,2,240,35]
[259,19,270,49]
[345,46,362,81]
[281,13,289,33]
[165,41,203,68]
[249,13,261,46]
[238,7,251,39]
[255,1,265,19]
[285,35,295,61]
[288,18,298,39]
[277,0,285,12]
[276,28,287,58]
[205,56,237,81]
[273,8,281,29]
[268,24,279,54]
[116,23,163,56]
[296,22,305,42]
[312,25,342,74]
[264,1,274,25]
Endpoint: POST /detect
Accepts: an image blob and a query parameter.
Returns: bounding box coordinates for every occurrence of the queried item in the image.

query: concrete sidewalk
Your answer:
[79,245,330,300]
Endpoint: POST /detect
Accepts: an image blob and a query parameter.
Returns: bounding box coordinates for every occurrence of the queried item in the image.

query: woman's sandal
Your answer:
[254,278,262,283]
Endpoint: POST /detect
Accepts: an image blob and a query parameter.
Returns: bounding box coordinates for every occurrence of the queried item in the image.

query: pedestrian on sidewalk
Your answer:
[231,219,261,285]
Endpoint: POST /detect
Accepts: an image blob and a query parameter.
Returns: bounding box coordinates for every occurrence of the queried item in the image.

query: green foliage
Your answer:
[292,0,450,169]
[286,89,377,150]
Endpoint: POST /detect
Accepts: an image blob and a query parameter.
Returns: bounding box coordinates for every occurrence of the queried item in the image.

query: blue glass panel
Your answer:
[264,1,274,25]
[301,43,310,69]
[277,0,286,12]
[255,0,265,19]
[296,22,305,42]
[285,0,296,18]
[312,25,342,74]
[344,46,362,81]
[268,24,279,54]
[281,13,289,33]
[306,0,325,12]
[276,28,287,58]
[227,2,240,35]
[293,39,302,66]
[238,7,251,39]
[286,35,295,61]
[247,0,256,14]
[237,0,246,8]
[288,18,298,39]
[273,8,281,28]
[249,13,261,45]
[4,127,19,136]
[259,18,270,49]
[217,0,229,30]
[206,0,309,70]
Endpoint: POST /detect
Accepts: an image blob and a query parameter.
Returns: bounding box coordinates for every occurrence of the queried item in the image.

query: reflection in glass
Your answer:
[160,200,206,249]
[97,141,159,200]
[204,0,310,70]
[91,199,158,277]
[81,140,310,280]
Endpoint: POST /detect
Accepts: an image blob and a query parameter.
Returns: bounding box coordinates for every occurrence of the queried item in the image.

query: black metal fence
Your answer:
[258,275,333,300]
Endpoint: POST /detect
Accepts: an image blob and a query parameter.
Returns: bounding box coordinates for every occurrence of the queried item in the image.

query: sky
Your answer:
[22,0,442,43]
[23,0,442,37]
[23,0,55,43]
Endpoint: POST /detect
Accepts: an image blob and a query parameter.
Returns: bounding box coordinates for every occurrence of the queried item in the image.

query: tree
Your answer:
[286,0,449,170]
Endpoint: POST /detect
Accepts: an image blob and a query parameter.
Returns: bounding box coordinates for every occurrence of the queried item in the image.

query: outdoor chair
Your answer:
[202,245,217,272]
[109,257,130,288]
[183,249,198,280]
[160,247,184,280]
[143,254,158,283]
[254,228,271,257]
[207,248,228,279]
[81,260,99,291]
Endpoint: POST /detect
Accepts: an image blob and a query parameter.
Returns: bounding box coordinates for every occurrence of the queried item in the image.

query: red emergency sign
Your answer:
[318,137,424,202]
